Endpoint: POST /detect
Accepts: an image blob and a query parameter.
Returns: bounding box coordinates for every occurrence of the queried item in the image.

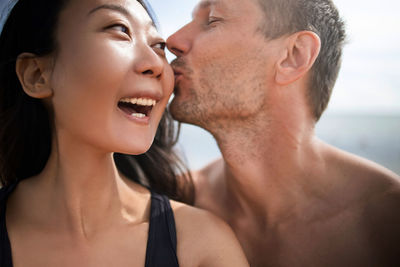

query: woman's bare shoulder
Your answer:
[170,200,249,267]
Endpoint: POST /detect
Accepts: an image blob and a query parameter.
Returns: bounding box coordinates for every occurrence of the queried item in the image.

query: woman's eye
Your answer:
[153,42,166,51]
[106,24,130,35]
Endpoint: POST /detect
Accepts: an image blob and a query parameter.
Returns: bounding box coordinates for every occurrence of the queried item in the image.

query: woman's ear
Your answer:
[16,53,54,99]
[275,31,321,86]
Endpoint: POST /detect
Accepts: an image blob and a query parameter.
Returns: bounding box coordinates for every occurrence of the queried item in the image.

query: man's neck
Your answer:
[204,108,329,227]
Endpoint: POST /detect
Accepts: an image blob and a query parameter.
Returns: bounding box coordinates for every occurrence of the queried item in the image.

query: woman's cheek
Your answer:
[164,64,175,96]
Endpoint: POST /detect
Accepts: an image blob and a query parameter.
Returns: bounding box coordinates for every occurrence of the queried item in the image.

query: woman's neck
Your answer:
[11,133,149,242]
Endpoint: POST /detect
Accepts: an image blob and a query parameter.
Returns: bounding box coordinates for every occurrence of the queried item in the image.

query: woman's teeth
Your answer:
[120,97,156,106]
[131,113,146,118]
[118,97,157,118]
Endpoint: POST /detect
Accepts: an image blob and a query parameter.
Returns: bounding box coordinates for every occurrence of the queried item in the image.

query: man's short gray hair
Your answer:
[256,0,346,121]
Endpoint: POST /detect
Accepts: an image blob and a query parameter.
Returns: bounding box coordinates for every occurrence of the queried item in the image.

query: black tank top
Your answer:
[0,181,179,267]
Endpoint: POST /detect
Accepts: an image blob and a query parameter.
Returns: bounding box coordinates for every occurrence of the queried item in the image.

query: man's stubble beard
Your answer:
[169,47,269,133]
[169,84,206,126]
[169,68,268,135]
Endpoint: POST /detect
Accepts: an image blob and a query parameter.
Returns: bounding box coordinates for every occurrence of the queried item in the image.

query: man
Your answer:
[166,0,400,266]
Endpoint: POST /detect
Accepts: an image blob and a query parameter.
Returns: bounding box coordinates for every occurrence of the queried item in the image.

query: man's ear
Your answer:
[15,53,53,99]
[275,31,321,85]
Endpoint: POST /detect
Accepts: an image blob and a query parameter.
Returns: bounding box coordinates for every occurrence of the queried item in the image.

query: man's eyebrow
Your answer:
[87,4,156,28]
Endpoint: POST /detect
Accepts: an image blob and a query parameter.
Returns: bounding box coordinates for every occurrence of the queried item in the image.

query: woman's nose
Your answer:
[134,45,164,79]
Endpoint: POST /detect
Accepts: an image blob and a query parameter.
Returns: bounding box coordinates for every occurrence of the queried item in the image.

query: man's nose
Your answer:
[166,27,191,57]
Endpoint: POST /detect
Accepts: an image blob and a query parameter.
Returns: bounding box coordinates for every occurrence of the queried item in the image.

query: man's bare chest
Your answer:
[233,214,372,267]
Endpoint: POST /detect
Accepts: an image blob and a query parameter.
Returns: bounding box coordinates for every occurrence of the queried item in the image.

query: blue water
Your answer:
[176,114,400,175]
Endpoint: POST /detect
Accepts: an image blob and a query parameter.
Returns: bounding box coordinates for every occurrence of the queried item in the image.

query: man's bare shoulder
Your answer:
[321,141,399,188]
[192,158,225,185]
[321,141,400,206]
[321,142,400,262]
[191,158,225,208]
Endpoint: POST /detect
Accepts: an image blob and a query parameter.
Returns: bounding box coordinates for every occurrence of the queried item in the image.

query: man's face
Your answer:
[167,0,278,128]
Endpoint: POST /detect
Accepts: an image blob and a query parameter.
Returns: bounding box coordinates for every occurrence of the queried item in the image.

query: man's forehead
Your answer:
[198,0,219,9]
[192,0,226,17]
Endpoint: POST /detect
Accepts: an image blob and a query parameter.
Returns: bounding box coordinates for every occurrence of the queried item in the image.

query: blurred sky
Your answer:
[148,0,400,115]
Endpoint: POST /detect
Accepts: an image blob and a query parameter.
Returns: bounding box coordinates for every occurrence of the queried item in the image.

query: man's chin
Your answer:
[169,98,196,125]
[169,100,186,123]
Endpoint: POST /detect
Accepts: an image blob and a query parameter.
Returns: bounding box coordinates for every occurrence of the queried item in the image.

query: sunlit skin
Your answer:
[167,0,400,266]
[168,0,274,131]
[49,0,172,155]
[5,0,249,266]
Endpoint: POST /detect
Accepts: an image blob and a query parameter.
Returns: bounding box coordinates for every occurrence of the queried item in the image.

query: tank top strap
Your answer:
[145,191,179,267]
[0,184,180,267]
[0,182,18,267]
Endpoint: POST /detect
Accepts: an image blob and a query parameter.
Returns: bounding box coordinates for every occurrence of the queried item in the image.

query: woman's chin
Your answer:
[116,140,154,156]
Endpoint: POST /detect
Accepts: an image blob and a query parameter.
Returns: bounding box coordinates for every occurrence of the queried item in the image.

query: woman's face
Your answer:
[49,0,173,154]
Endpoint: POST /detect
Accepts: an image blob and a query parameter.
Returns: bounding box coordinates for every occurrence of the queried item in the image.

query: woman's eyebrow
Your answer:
[88,4,132,19]
[87,4,156,28]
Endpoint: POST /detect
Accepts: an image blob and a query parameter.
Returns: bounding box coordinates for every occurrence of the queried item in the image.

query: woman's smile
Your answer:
[117,96,158,124]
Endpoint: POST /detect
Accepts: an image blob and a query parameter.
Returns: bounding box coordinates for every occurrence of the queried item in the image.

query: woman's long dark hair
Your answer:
[0,0,194,204]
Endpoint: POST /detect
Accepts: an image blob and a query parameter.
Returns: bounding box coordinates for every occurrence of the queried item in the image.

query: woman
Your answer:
[0,0,249,266]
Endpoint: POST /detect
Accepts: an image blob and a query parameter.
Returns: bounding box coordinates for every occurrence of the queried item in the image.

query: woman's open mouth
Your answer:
[118,97,156,120]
